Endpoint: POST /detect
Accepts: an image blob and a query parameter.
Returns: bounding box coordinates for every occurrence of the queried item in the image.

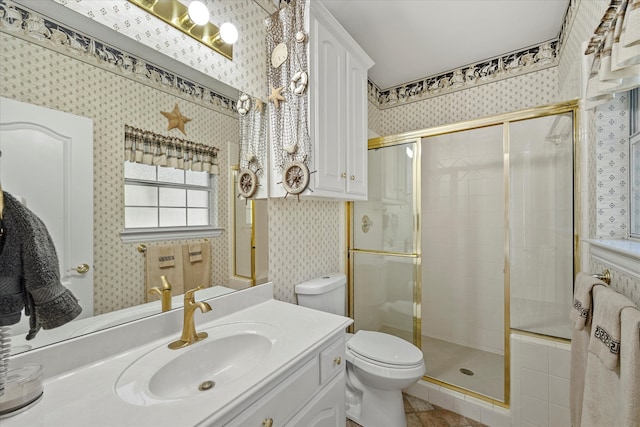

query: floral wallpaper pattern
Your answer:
[594,95,630,238]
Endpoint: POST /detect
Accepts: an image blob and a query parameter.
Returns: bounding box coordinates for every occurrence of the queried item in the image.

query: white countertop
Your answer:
[4,298,352,426]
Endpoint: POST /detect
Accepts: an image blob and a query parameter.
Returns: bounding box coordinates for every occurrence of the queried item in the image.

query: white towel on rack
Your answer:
[581,302,640,427]
[571,272,607,330]
[588,285,636,370]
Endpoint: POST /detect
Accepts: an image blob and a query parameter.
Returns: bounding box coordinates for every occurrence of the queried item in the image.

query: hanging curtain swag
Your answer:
[124,125,219,175]
[584,0,640,106]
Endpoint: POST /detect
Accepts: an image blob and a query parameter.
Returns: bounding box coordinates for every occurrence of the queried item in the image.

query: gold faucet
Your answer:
[148,275,172,312]
[168,286,212,350]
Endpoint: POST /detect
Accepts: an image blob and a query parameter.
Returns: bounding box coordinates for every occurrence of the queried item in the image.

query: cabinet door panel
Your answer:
[345,54,368,198]
[311,13,346,194]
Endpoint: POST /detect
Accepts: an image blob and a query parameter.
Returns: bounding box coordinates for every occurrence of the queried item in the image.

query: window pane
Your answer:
[186,170,209,186]
[158,167,185,184]
[159,188,186,207]
[125,207,158,228]
[188,208,209,226]
[125,184,158,206]
[159,208,186,226]
[187,189,209,208]
[125,161,156,181]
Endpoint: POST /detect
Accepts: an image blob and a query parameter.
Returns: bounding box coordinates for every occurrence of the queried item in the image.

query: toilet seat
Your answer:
[347,331,423,368]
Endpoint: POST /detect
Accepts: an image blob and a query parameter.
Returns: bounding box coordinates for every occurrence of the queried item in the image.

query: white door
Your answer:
[0,96,94,330]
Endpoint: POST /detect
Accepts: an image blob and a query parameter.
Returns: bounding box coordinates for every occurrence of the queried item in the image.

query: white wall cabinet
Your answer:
[270,1,373,200]
[308,1,373,200]
[221,333,347,426]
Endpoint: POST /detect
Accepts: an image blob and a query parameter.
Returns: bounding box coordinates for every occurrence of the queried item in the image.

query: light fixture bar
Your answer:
[128,0,233,60]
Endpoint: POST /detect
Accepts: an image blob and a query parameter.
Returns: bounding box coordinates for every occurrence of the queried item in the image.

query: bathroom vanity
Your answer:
[4,284,352,426]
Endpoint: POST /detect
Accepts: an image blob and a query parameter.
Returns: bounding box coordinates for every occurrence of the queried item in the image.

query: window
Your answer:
[122,161,219,242]
[630,88,640,238]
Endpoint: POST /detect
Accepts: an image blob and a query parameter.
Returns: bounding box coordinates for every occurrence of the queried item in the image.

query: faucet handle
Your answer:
[159,275,172,291]
[184,285,205,302]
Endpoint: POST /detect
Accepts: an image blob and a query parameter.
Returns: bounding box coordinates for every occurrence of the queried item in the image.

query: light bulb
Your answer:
[188,1,209,26]
[219,22,238,44]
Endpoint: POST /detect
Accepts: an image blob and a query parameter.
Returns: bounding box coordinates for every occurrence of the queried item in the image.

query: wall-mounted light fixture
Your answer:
[128,0,238,60]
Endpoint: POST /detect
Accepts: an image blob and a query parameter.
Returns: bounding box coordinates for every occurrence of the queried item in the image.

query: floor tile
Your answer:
[346,393,488,427]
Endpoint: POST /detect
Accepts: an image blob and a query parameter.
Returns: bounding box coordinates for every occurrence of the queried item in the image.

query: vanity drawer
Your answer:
[226,357,319,427]
[319,336,345,385]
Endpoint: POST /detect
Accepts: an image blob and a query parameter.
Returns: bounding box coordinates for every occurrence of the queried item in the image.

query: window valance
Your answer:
[124,125,219,175]
[585,0,640,107]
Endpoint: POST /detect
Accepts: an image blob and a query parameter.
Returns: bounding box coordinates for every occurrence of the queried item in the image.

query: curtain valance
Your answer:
[124,125,219,175]
[585,0,640,107]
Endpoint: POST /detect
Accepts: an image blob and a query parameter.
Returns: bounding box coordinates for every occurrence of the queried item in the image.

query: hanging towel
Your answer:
[588,285,636,370]
[0,192,82,339]
[571,272,607,330]
[145,243,184,300]
[581,301,640,427]
[570,313,593,427]
[570,274,607,427]
[182,241,211,292]
[188,242,203,262]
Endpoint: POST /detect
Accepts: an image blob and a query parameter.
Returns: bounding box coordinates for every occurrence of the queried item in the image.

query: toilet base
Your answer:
[346,377,406,427]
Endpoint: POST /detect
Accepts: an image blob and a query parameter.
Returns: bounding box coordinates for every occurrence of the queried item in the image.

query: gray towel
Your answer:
[0,192,82,339]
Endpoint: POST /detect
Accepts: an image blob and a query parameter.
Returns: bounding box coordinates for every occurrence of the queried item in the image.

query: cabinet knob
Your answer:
[341,172,346,178]
[350,175,356,181]
[334,356,342,365]
[262,418,274,427]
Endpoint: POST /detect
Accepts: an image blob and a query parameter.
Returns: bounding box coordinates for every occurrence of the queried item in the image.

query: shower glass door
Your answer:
[509,113,574,339]
[351,142,419,344]
[421,125,505,401]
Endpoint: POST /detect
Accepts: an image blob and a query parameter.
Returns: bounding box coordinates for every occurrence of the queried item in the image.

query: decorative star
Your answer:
[161,104,191,135]
[268,85,285,108]
[254,98,265,114]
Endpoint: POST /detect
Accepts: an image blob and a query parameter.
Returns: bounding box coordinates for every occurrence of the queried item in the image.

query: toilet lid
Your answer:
[347,331,423,367]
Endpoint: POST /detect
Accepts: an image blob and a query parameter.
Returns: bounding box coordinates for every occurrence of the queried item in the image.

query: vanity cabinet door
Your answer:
[225,357,319,427]
[285,373,346,427]
[319,336,345,384]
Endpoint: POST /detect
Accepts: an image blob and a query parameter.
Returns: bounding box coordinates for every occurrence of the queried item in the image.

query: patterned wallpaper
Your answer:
[268,198,342,303]
[1,31,235,314]
[379,67,559,136]
[593,94,630,238]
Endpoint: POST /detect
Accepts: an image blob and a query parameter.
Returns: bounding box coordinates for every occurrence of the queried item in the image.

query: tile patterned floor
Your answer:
[346,393,488,427]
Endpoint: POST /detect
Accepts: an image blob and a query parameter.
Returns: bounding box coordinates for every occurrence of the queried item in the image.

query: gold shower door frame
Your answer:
[347,100,580,408]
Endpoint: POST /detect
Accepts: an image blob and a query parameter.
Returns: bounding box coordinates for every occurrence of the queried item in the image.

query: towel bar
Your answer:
[137,240,209,254]
[592,269,611,285]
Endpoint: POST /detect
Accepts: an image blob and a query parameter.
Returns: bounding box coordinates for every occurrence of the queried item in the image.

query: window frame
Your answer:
[120,162,222,243]
[630,88,640,240]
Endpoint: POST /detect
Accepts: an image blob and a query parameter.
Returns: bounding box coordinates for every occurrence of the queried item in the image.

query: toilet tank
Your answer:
[295,273,346,316]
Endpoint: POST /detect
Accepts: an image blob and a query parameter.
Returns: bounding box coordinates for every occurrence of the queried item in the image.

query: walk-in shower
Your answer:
[349,101,578,406]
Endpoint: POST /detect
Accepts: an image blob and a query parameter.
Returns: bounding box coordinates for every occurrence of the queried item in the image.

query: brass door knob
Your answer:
[262,418,274,427]
[68,264,90,274]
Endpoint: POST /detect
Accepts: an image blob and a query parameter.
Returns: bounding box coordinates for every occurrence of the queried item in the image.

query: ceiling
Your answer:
[319,0,570,90]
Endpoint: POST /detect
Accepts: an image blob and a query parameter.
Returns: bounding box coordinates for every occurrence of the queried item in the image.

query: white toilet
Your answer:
[295,273,425,427]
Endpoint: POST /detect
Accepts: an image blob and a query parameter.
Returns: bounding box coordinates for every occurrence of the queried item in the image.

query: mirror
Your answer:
[0,0,270,354]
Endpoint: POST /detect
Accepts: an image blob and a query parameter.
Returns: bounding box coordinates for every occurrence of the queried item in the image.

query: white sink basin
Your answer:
[115,322,282,406]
